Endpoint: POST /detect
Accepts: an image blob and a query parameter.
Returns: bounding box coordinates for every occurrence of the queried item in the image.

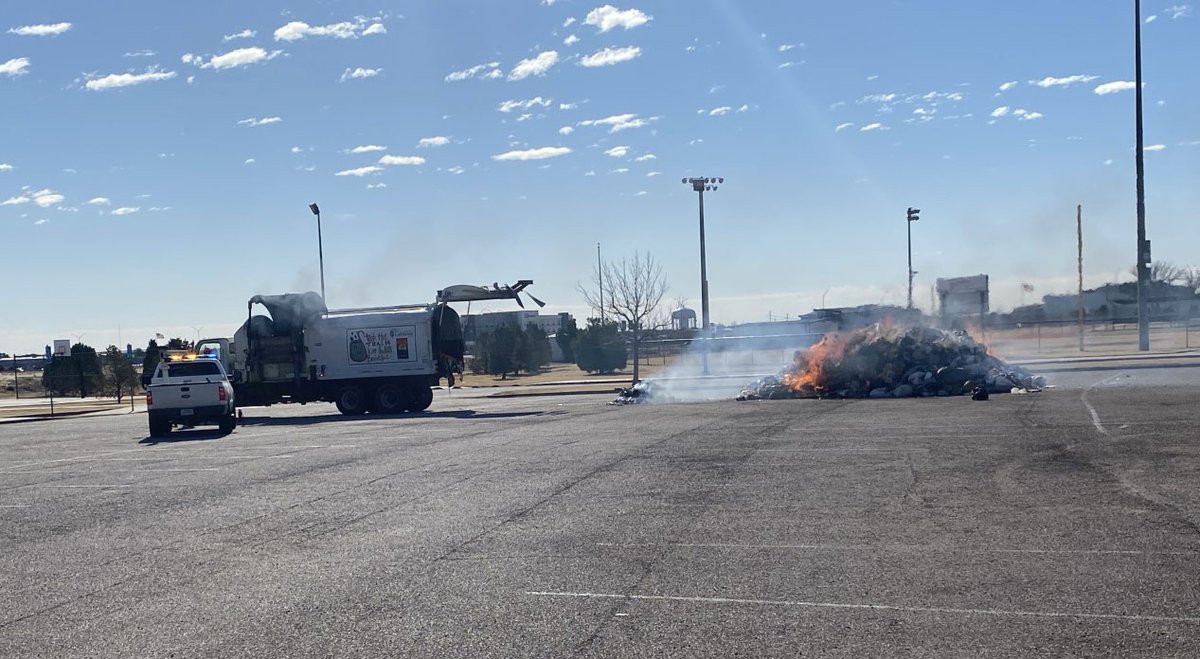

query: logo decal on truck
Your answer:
[348,327,416,364]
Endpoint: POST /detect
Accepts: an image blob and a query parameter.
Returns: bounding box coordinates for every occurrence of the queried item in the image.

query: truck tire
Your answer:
[335,385,368,415]
[374,384,407,414]
[218,414,236,435]
[409,386,434,412]
[149,418,171,438]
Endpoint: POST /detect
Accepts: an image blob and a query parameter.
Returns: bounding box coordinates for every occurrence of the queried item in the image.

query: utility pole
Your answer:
[1134,0,1150,351]
[1077,204,1085,352]
[597,242,604,324]
[906,207,920,309]
[309,203,326,303]
[683,176,724,375]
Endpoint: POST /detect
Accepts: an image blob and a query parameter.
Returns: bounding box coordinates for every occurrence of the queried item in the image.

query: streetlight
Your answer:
[683,176,723,375]
[309,202,326,303]
[906,207,920,309]
[1133,0,1150,351]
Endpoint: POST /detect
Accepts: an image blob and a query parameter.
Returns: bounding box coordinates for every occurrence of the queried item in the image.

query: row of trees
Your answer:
[470,325,552,379]
[42,343,140,402]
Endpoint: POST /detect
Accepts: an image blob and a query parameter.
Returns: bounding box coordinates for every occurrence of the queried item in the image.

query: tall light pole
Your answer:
[597,242,604,324]
[906,207,920,309]
[1133,0,1150,351]
[683,177,723,332]
[309,203,326,303]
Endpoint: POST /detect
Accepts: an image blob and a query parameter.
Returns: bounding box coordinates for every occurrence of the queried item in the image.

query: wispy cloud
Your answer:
[1094,81,1137,95]
[223,29,256,41]
[998,81,1017,92]
[349,145,387,154]
[183,47,282,70]
[417,136,450,148]
[834,122,854,132]
[124,50,156,58]
[273,17,387,41]
[110,206,140,216]
[991,106,1010,117]
[1013,108,1043,120]
[87,197,111,205]
[778,43,801,51]
[377,155,425,166]
[243,158,256,165]
[558,126,574,135]
[499,96,552,112]
[367,182,387,189]
[1,57,32,77]
[584,5,652,32]
[634,154,656,161]
[564,34,579,45]
[8,22,72,36]
[509,51,559,80]
[1030,74,1098,88]
[2,188,64,207]
[335,165,384,176]
[445,61,502,82]
[1144,144,1166,152]
[860,123,888,132]
[84,67,176,90]
[577,112,657,133]
[579,46,641,67]
[0,163,12,171]
[604,145,629,158]
[492,146,571,161]
[340,67,381,82]
[237,116,282,127]
[708,106,732,116]
[1168,4,1193,18]
[446,166,465,174]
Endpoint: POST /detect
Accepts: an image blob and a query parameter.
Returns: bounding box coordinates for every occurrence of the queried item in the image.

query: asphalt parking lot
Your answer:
[1,362,1199,657]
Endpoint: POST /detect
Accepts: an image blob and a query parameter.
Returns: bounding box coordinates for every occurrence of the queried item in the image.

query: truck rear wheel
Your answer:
[409,386,434,412]
[218,414,236,435]
[149,418,171,438]
[374,384,407,414]
[335,386,368,415]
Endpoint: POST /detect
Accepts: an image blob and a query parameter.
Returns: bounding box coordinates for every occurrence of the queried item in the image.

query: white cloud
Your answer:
[367,182,388,189]
[779,43,800,51]
[578,112,657,133]
[498,96,552,112]
[237,116,282,127]
[0,196,29,206]
[85,67,176,90]
[492,146,572,161]
[29,189,63,207]
[709,106,732,116]
[445,61,501,82]
[0,163,12,171]
[290,146,303,153]
[417,136,450,148]
[446,166,465,174]
[1168,4,1192,18]
[1104,159,1114,165]
[335,165,384,176]
[349,144,387,154]
[148,206,171,212]
[998,81,1018,92]
[509,51,559,80]
[1,57,32,77]
[124,50,156,58]
[187,75,195,85]
[611,167,629,173]
[860,123,887,132]
[584,5,652,32]
[634,153,656,161]
[579,46,641,67]
[646,171,661,177]
[34,219,47,225]
[340,67,382,82]
[87,197,111,205]
[191,47,282,70]
[273,17,387,41]
[378,154,425,166]
[224,29,256,41]
[778,61,802,69]
[110,206,140,216]
[1144,144,1166,152]
[558,126,575,135]
[244,158,256,165]
[543,0,558,4]
[564,17,577,27]
[635,190,647,196]
[1013,108,1043,120]
[8,22,72,36]
[1031,74,1098,88]
[834,122,854,132]
[737,104,750,112]
[559,102,577,110]
[990,106,1010,117]
[564,34,579,45]
[604,145,629,158]
[1094,81,1137,95]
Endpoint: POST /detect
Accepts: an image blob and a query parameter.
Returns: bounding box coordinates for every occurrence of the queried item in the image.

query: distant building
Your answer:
[1042,282,1198,321]
[463,311,573,342]
[671,307,697,330]
[797,305,922,333]
[937,275,989,321]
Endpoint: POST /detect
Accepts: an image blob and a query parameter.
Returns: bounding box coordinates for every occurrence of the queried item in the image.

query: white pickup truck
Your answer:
[146,356,237,437]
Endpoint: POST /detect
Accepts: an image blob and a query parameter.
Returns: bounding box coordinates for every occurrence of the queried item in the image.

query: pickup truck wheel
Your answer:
[149,418,171,438]
[409,386,434,412]
[218,414,236,435]
[374,384,407,414]
[335,386,368,415]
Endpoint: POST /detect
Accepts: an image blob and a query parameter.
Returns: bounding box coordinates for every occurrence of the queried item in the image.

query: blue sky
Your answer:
[1,1,1197,353]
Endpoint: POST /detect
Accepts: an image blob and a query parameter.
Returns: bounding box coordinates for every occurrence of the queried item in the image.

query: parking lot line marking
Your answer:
[594,542,1196,556]
[135,468,219,472]
[1081,374,1127,436]
[755,448,930,452]
[525,591,1200,623]
[0,504,31,508]
[41,485,134,489]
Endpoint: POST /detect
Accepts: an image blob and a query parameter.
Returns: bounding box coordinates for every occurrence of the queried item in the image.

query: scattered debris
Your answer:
[610,380,671,405]
[737,324,1046,401]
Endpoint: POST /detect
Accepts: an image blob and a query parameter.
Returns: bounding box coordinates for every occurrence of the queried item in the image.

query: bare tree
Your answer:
[1131,261,1186,284]
[1181,266,1200,294]
[579,252,670,383]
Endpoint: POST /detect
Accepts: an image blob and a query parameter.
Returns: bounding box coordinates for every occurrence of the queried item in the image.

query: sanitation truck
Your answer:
[195,281,540,416]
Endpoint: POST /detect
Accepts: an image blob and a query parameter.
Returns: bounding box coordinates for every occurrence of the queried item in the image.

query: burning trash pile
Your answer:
[737,325,1046,401]
[610,380,672,406]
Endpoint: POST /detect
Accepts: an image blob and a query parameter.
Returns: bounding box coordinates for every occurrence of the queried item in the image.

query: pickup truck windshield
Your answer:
[162,362,221,378]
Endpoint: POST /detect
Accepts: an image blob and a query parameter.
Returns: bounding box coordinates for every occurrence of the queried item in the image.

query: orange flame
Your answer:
[782,334,846,394]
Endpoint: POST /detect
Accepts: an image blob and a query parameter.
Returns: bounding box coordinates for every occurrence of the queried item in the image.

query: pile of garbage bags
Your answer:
[738,325,1046,401]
